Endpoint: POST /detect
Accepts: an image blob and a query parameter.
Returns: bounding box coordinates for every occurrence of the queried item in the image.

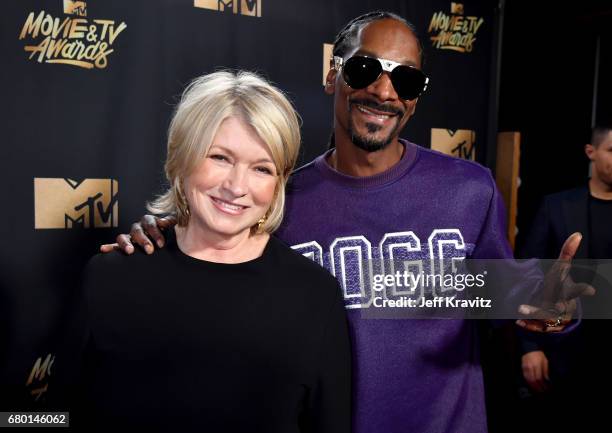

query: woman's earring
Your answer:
[256,216,266,233]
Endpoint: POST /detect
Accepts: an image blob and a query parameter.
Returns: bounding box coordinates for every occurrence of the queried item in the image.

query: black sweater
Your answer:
[70,231,351,432]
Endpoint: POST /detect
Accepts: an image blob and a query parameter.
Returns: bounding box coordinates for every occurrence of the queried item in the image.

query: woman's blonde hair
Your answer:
[147,70,301,233]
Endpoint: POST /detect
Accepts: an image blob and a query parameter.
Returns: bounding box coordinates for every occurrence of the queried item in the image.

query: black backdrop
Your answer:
[498,1,612,251]
[1,0,497,409]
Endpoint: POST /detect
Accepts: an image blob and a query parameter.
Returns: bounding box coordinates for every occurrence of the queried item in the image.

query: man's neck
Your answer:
[589,177,612,200]
[329,136,404,177]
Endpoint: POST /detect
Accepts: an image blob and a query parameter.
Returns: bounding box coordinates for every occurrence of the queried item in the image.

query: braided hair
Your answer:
[331,11,424,66]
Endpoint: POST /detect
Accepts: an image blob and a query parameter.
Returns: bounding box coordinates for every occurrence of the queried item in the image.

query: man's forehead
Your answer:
[352,19,420,66]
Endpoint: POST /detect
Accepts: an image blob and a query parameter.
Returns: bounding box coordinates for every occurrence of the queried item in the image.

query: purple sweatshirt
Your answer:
[275,140,513,433]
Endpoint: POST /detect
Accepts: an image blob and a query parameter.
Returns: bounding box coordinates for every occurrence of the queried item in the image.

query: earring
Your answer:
[256,216,266,233]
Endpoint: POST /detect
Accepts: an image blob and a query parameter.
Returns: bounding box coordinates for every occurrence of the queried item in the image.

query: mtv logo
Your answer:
[431,128,476,160]
[63,0,87,16]
[451,2,464,15]
[239,0,261,17]
[322,43,333,86]
[34,178,119,229]
[194,0,237,13]
[193,0,261,17]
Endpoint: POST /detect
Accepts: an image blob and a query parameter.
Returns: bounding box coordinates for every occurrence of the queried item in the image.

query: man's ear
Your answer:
[585,143,595,161]
[324,68,337,95]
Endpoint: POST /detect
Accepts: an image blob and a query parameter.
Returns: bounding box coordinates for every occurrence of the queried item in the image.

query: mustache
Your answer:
[349,98,404,117]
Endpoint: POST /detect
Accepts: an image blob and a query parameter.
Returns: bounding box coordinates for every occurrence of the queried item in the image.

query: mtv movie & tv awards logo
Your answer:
[26,354,54,401]
[18,0,127,69]
[428,2,484,53]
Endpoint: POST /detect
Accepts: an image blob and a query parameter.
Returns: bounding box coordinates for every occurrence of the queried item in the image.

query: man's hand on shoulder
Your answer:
[100,215,177,255]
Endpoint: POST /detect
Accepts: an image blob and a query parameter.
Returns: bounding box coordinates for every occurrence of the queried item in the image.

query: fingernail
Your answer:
[518,305,529,315]
[157,239,164,248]
[126,245,134,254]
[145,245,153,254]
[516,320,526,327]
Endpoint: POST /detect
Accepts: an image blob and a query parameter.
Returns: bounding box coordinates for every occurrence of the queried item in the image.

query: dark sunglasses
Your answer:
[333,55,429,101]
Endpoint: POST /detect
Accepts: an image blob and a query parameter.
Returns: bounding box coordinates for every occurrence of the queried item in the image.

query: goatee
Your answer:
[348,98,404,153]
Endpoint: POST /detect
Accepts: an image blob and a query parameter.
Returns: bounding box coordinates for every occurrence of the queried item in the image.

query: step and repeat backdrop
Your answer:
[1,0,495,408]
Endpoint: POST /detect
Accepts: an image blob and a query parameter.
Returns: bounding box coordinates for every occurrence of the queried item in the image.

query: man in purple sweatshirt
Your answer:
[107,11,587,433]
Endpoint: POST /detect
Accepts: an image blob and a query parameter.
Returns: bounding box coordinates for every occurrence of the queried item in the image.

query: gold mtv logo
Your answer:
[431,128,476,160]
[34,178,118,229]
[194,0,261,17]
[63,0,87,16]
[451,2,464,14]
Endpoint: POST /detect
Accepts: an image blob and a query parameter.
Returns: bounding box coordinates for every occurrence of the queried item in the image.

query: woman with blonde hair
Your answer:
[72,71,351,432]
